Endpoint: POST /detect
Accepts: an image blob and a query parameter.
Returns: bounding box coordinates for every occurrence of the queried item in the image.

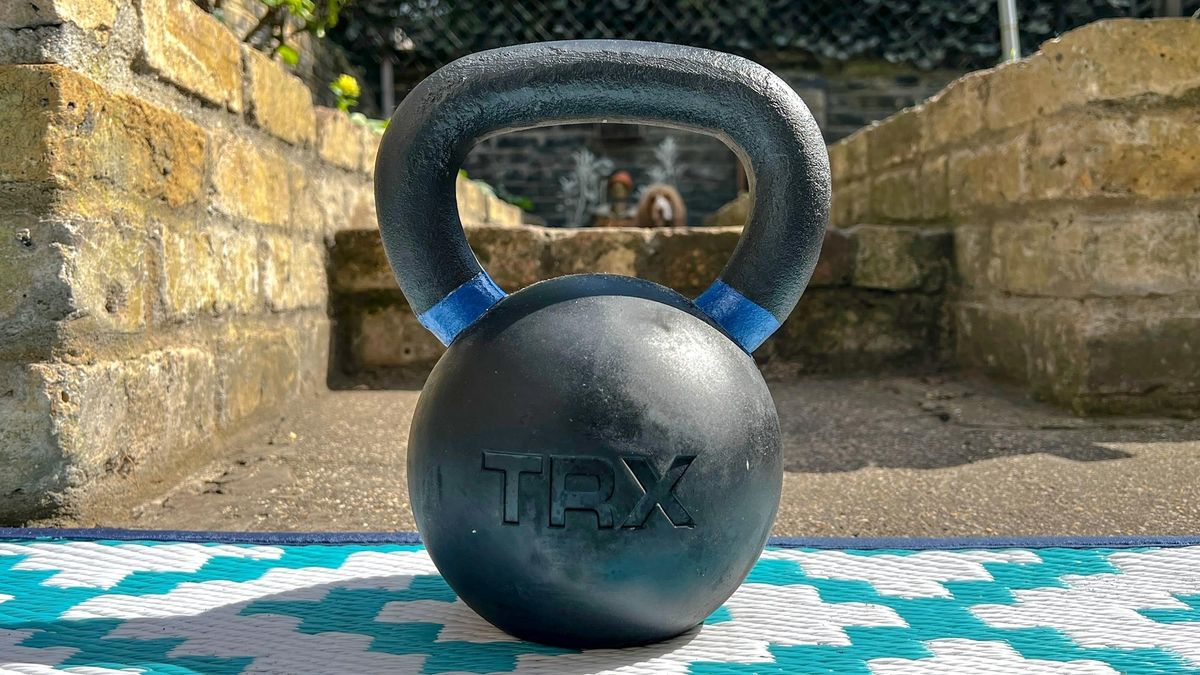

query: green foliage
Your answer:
[258,0,342,38]
[241,0,344,68]
[490,184,535,211]
[276,44,300,66]
[349,112,388,134]
[330,73,360,112]
[506,195,535,212]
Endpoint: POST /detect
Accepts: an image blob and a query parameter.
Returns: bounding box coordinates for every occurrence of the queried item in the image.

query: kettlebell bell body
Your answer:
[376,41,830,648]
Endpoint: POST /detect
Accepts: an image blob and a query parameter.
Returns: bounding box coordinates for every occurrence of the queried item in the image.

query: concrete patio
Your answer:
[41,373,1200,538]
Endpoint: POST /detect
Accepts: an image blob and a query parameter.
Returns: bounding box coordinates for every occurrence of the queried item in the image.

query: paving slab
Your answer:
[48,374,1200,537]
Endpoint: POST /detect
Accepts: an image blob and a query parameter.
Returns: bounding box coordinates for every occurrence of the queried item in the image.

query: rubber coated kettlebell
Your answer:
[375,41,829,648]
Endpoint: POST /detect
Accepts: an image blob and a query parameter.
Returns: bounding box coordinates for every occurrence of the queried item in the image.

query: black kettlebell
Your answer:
[375,40,829,648]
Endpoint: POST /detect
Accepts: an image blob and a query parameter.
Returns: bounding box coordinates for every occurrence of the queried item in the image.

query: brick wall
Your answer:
[827,18,1200,416]
[3,9,1196,521]
[0,0,519,522]
[329,224,953,384]
[460,61,960,227]
[463,124,740,228]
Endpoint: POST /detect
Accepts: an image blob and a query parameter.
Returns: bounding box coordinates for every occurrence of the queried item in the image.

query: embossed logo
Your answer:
[482,451,695,529]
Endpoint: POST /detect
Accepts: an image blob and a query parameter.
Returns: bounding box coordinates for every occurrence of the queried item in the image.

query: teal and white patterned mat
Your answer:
[2,531,1200,674]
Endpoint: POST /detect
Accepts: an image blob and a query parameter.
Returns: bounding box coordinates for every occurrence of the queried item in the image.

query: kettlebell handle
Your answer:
[375,40,830,352]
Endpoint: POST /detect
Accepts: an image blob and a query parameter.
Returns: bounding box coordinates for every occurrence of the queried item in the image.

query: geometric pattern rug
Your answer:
[2,530,1199,674]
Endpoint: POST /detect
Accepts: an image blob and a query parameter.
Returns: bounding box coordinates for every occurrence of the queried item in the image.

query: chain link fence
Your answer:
[329,0,1198,226]
[333,0,1198,101]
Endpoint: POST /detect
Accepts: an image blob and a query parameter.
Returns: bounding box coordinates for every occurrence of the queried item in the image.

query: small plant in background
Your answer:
[349,112,388,133]
[330,73,359,111]
[492,184,535,212]
[329,73,389,133]
[245,0,343,66]
[197,0,343,66]
[647,136,682,186]
[559,149,614,228]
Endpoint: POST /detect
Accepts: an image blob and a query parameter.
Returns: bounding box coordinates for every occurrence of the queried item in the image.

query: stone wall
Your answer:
[0,0,519,522]
[329,224,953,383]
[3,10,1196,521]
[828,18,1200,416]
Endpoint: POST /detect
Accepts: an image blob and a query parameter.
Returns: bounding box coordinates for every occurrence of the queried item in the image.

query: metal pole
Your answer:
[1153,0,1183,16]
[998,0,1021,63]
[380,54,395,117]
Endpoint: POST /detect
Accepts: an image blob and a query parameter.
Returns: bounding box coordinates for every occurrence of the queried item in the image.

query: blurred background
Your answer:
[317,0,1200,227]
[3,0,1199,534]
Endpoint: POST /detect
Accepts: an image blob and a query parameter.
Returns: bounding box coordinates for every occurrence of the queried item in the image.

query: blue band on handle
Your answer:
[694,280,782,352]
[417,272,506,345]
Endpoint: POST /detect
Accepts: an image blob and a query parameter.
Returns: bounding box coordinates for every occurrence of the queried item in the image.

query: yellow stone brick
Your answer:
[313,171,376,233]
[485,191,522,226]
[328,230,398,294]
[919,155,949,220]
[852,226,926,291]
[1085,209,1197,297]
[976,206,1197,302]
[546,229,648,278]
[466,225,551,289]
[259,231,327,311]
[830,179,867,228]
[921,70,986,152]
[954,300,1038,384]
[704,191,750,228]
[213,317,328,422]
[360,123,381,175]
[1043,19,1200,103]
[285,162,317,232]
[983,55,1076,133]
[0,0,118,34]
[140,0,242,111]
[0,67,55,184]
[989,216,1091,297]
[243,46,316,146]
[868,166,922,222]
[26,347,218,485]
[947,133,1027,212]
[842,130,869,180]
[0,65,205,208]
[984,19,1200,133]
[456,175,488,225]
[1029,112,1200,202]
[214,322,300,427]
[2,213,158,361]
[315,107,362,171]
[161,221,259,319]
[65,219,150,333]
[952,224,995,295]
[351,305,444,369]
[827,141,849,184]
[211,135,292,226]
[865,107,923,171]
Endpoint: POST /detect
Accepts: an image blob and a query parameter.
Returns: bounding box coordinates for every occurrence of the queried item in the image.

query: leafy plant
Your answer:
[491,184,535,212]
[506,195,535,212]
[647,137,682,186]
[349,112,388,133]
[330,73,360,112]
[558,149,613,228]
[238,0,344,66]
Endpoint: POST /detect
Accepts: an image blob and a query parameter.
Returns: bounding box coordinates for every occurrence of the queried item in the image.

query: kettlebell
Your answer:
[375,40,829,648]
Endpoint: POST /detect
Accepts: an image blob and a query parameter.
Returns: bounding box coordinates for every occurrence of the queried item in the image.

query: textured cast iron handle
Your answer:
[374,40,830,351]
